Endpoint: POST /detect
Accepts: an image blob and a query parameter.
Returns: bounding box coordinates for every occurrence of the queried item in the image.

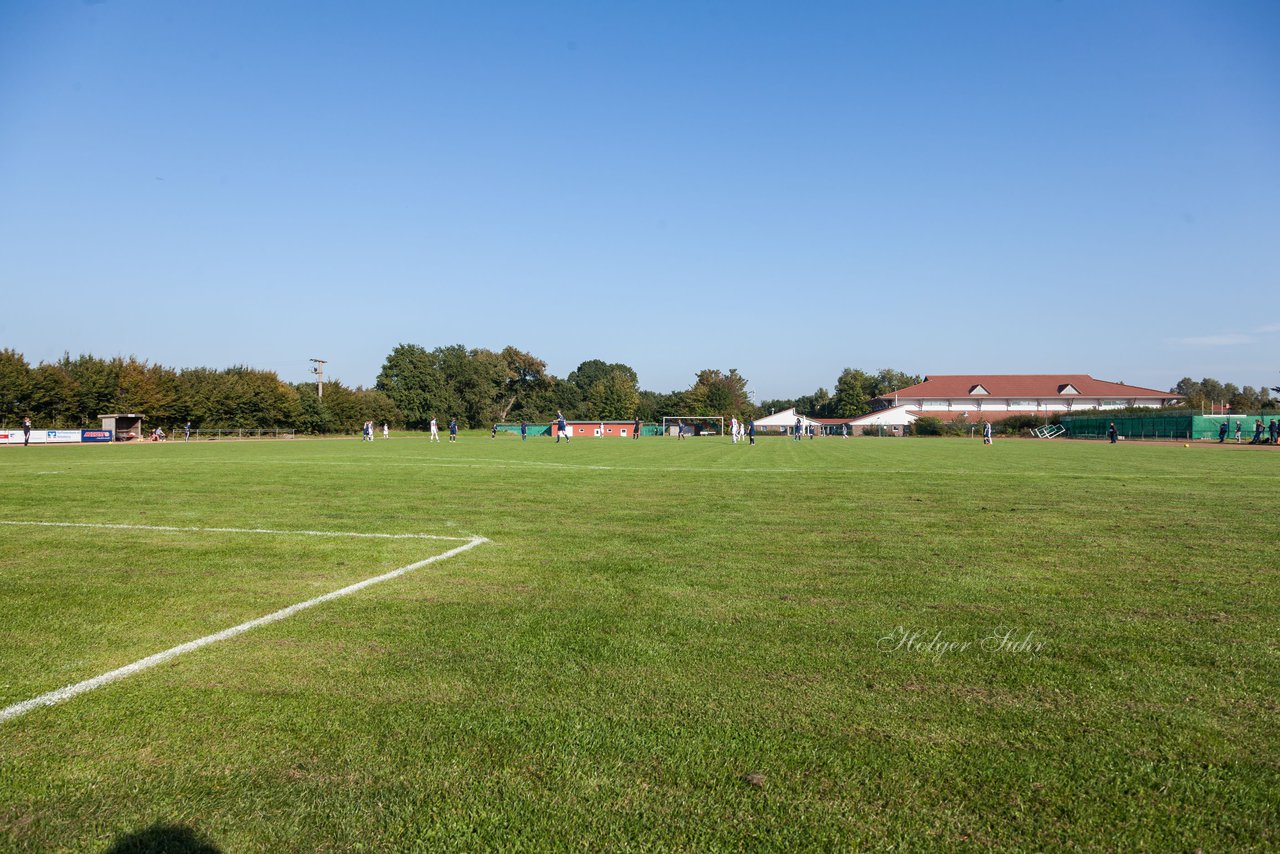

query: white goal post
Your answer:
[661,416,725,436]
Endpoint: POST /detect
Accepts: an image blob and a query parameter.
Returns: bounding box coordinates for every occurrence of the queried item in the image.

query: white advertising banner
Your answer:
[1,429,85,445]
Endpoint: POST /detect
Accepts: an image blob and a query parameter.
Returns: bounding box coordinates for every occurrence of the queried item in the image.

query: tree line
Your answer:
[1171,377,1275,413]
[0,350,397,433]
[0,345,752,432]
[6,345,1259,432]
[1,343,898,432]
[372,344,754,429]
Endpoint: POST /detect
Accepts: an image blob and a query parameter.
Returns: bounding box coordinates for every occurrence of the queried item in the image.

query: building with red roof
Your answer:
[870,374,1180,421]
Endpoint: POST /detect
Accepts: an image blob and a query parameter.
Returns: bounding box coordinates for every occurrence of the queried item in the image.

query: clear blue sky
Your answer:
[2,1,1277,400]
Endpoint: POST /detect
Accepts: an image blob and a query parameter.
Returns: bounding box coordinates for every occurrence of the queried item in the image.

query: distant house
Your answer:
[870,374,1181,421]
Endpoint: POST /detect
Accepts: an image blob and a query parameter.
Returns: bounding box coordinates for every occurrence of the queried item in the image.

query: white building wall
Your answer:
[919,397,1171,412]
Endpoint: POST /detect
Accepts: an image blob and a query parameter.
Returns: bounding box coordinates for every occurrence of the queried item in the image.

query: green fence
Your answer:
[1061,413,1280,440]
[496,424,551,437]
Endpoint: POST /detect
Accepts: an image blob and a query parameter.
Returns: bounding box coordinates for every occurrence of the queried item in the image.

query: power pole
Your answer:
[310,358,327,399]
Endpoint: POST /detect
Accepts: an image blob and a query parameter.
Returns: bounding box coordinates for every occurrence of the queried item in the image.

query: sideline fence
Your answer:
[1060,412,1280,441]
[152,429,298,442]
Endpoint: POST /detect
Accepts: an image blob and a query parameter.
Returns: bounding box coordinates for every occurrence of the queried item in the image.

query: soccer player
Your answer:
[633,416,641,439]
[491,423,498,440]
[730,416,738,443]
[449,418,458,443]
[23,416,32,446]
[430,417,440,442]
[556,411,568,443]
[383,422,389,440]
[520,420,528,442]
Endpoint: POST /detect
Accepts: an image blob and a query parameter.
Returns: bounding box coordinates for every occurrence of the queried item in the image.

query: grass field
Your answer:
[1,433,1277,851]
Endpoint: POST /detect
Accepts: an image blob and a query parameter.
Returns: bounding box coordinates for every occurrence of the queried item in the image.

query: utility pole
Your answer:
[309,358,327,399]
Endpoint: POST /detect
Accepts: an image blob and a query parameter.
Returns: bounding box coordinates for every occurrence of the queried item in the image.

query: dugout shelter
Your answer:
[100,413,145,441]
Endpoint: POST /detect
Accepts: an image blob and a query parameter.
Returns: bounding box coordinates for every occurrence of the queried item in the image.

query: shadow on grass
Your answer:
[103,822,222,853]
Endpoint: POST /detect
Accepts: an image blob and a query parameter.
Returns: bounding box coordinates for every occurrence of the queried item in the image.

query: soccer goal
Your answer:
[661,416,725,437]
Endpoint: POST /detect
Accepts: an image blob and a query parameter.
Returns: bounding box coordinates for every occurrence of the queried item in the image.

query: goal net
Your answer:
[661,416,725,437]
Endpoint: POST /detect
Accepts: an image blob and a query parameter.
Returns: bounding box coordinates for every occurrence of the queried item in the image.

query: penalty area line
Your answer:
[0,534,489,725]
[0,520,473,541]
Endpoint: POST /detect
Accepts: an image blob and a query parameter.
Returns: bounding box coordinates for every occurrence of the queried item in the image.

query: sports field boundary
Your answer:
[0,522,489,725]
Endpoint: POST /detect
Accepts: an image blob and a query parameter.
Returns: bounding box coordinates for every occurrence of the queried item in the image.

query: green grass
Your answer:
[1,434,1277,851]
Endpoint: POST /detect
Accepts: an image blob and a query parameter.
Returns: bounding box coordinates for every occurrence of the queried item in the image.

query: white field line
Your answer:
[0,533,489,724]
[0,520,472,541]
